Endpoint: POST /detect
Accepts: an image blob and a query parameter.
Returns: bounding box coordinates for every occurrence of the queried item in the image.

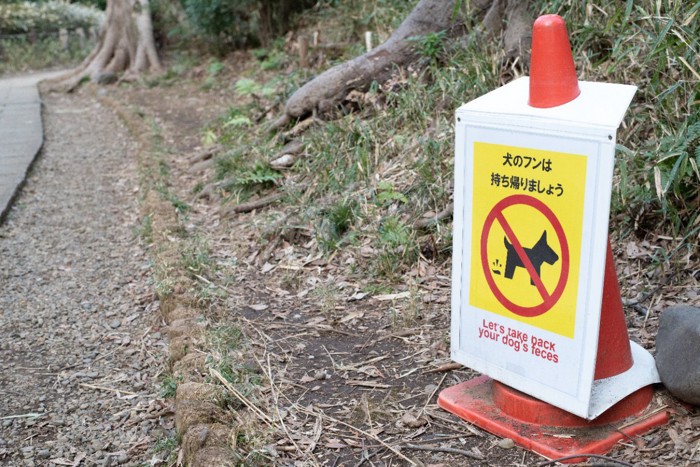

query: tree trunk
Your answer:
[48,0,162,92]
[275,0,532,128]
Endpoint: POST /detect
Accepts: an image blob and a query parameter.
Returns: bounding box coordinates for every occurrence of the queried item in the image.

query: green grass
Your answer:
[136,214,153,245]
[196,0,698,282]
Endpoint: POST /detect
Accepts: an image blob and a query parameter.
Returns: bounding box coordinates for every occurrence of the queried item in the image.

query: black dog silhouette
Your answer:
[503,231,559,285]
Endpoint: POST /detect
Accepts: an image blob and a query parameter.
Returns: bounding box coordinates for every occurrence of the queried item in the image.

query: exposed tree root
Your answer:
[277,0,533,128]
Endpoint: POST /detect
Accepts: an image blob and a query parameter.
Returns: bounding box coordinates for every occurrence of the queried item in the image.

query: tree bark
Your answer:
[47,0,162,92]
[274,0,532,128]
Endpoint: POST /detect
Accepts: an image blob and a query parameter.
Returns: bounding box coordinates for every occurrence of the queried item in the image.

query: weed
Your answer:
[199,0,699,287]
[162,189,190,215]
[409,30,447,63]
[375,181,408,206]
[152,260,175,298]
[259,49,285,71]
[193,281,226,306]
[374,216,418,277]
[136,214,153,245]
[153,434,178,453]
[311,283,341,318]
[208,324,243,354]
[316,198,358,252]
[160,374,182,398]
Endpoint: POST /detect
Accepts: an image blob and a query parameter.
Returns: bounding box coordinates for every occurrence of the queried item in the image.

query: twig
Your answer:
[295,405,422,466]
[616,405,670,430]
[264,355,311,462]
[353,448,384,467]
[420,373,447,415]
[78,383,138,396]
[0,413,43,421]
[537,454,633,466]
[414,202,454,229]
[306,416,323,456]
[686,438,700,467]
[210,368,274,428]
[265,320,355,336]
[423,362,462,374]
[403,443,484,460]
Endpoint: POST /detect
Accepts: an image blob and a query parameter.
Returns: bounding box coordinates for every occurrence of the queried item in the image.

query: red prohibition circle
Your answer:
[480,194,569,317]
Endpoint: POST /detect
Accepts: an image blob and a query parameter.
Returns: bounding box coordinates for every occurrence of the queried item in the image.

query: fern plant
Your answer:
[235,162,281,188]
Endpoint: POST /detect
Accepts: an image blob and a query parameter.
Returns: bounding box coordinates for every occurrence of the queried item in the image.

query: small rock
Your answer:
[396,411,428,429]
[95,72,117,85]
[36,449,50,459]
[21,446,34,458]
[109,319,121,329]
[656,305,700,405]
[497,438,515,449]
[114,451,129,464]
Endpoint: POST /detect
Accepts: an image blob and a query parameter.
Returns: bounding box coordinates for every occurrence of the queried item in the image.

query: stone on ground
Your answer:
[655,305,700,405]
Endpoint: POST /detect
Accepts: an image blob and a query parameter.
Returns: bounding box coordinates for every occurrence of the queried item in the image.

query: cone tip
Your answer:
[533,14,566,28]
[528,14,580,108]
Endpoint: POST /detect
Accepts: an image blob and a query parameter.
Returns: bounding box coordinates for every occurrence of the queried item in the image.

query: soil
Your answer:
[1,61,697,466]
[103,60,699,467]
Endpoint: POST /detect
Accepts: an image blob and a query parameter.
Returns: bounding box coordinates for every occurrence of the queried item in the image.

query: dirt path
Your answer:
[0,90,169,466]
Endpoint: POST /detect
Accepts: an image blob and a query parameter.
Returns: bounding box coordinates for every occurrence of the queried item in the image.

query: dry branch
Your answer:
[414,202,454,229]
[403,443,484,460]
[221,192,285,217]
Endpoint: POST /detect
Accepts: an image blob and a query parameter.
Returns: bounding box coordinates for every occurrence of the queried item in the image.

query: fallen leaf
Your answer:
[346,380,391,389]
[374,291,410,301]
[325,439,347,449]
[300,374,315,384]
[248,303,269,311]
[339,311,364,323]
[347,291,368,301]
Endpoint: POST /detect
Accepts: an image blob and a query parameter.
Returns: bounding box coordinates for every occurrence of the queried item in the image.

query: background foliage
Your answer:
[0,1,103,33]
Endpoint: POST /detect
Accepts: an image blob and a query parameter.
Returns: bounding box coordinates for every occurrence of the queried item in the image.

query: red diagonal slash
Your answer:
[495,212,550,301]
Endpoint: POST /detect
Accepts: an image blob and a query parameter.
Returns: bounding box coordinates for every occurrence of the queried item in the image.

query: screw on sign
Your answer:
[480,194,569,317]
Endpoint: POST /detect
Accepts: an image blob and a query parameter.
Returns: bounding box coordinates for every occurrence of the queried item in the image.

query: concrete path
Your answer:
[0,71,65,222]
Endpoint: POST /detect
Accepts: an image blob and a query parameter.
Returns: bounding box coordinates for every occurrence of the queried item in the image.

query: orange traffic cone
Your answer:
[439,241,668,462]
[528,14,580,108]
[438,14,669,463]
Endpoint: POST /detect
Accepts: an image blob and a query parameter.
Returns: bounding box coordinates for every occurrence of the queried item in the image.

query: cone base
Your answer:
[438,376,669,463]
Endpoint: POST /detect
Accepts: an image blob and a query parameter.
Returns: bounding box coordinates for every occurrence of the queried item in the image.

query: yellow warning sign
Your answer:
[469,142,587,338]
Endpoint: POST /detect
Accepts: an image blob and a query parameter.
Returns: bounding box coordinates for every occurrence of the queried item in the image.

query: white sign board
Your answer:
[451,77,638,418]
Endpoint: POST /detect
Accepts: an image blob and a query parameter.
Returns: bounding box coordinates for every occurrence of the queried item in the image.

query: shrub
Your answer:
[0,1,103,34]
[179,0,316,53]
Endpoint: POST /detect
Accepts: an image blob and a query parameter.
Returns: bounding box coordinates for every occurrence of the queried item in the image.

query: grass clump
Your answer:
[160,374,183,399]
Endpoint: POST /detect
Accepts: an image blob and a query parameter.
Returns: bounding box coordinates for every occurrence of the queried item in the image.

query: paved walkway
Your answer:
[0,71,65,221]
